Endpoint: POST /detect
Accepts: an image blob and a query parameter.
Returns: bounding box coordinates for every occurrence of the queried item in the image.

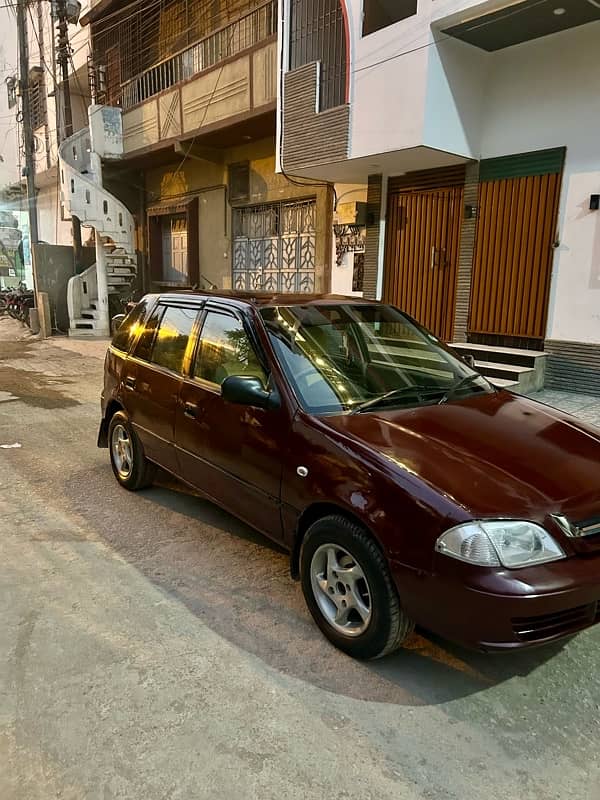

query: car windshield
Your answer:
[260,304,493,415]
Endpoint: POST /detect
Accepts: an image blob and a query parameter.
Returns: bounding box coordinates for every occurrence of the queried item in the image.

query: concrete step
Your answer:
[80,308,101,320]
[451,342,547,369]
[107,266,136,276]
[490,377,519,390]
[71,317,98,330]
[107,276,135,286]
[474,360,531,381]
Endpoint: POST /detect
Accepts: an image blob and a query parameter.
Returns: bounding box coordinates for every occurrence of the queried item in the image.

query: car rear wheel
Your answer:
[108,410,155,491]
[300,515,414,659]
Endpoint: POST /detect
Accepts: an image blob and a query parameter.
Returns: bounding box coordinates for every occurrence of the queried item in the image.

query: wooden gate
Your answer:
[469,149,564,341]
[383,168,464,341]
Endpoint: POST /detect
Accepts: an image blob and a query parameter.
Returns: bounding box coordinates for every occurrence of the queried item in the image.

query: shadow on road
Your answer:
[83,465,564,708]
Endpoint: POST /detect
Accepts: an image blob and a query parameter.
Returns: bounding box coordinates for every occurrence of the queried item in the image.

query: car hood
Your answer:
[321,391,600,524]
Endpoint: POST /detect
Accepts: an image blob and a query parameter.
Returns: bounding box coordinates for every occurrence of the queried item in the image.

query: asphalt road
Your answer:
[1,317,599,800]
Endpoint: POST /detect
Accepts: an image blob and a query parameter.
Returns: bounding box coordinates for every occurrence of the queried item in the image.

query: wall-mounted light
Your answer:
[464,204,477,220]
[590,194,600,211]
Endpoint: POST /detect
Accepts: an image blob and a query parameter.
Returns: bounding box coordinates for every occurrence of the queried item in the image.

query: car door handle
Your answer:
[124,375,136,391]
[183,401,197,419]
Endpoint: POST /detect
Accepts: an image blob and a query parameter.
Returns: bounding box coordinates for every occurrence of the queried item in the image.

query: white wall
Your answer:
[423,36,488,158]
[346,0,431,158]
[0,6,19,190]
[479,22,600,343]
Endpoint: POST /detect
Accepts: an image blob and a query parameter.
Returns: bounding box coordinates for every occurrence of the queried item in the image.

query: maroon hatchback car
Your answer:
[99,292,600,659]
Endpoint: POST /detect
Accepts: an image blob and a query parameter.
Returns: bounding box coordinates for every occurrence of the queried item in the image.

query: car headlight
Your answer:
[435,520,565,568]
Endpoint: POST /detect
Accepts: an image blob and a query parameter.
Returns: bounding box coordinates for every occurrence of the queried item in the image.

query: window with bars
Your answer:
[232,199,317,293]
[29,70,47,130]
[289,0,347,111]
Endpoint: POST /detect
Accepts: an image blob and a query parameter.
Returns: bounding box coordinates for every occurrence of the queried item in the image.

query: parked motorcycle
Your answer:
[5,282,35,326]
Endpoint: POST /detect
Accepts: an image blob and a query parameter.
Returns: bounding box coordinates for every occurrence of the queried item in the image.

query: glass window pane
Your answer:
[363,0,418,36]
[195,312,266,387]
[151,306,197,373]
[133,304,164,362]
[111,299,148,353]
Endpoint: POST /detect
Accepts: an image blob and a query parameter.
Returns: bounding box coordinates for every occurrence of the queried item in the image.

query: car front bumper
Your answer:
[390,553,600,651]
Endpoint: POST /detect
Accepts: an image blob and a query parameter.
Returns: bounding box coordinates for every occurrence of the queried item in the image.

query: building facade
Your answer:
[278,0,600,392]
[79,0,336,297]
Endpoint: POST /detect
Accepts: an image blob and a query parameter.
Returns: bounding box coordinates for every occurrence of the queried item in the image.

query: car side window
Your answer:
[194,311,267,387]
[132,304,164,362]
[111,299,148,353]
[150,306,197,374]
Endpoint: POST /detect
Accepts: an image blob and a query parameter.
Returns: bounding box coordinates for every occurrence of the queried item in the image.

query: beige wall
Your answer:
[145,137,333,291]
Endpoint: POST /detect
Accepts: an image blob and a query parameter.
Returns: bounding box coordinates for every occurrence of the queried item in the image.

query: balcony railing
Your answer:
[120,0,276,111]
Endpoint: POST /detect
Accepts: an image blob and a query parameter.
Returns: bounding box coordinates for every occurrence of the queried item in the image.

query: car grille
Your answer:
[575,515,600,538]
[512,602,599,643]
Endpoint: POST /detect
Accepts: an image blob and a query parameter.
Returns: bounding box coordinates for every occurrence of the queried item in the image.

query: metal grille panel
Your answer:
[289,0,347,111]
[233,200,316,293]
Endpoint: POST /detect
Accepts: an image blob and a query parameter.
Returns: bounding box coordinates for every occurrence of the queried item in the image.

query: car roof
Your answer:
[155,290,383,309]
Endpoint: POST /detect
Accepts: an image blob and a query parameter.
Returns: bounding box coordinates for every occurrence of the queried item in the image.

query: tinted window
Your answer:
[151,306,197,374]
[133,305,164,362]
[363,0,417,36]
[194,311,266,387]
[111,299,148,352]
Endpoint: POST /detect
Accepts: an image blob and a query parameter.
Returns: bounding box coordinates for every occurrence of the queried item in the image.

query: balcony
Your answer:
[96,0,277,157]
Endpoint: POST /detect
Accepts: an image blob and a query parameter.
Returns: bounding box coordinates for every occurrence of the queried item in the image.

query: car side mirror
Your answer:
[221,376,279,410]
[464,354,476,369]
[111,313,126,334]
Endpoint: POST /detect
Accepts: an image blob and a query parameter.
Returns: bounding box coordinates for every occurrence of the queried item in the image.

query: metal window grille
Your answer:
[233,199,317,293]
[289,0,347,111]
[91,0,276,110]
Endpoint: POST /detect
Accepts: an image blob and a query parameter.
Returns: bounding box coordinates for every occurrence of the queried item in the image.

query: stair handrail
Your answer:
[58,126,136,251]
[67,262,97,326]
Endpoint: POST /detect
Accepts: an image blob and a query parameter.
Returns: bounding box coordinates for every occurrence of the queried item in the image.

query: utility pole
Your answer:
[16,0,40,295]
[55,0,83,265]
[55,0,73,138]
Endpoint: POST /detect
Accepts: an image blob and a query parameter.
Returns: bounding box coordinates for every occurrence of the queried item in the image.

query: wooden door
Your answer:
[383,182,463,341]
[469,150,564,341]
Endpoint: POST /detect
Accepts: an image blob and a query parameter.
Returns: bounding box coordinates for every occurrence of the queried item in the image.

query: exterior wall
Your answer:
[362,174,383,300]
[452,162,479,342]
[348,3,429,159]
[331,183,367,296]
[423,37,488,159]
[477,22,600,345]
[122,41,277,155]
[282,64,349,171]
[144,137,333,291]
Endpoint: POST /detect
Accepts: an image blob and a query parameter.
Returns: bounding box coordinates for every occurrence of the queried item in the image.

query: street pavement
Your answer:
[1,315,599,800]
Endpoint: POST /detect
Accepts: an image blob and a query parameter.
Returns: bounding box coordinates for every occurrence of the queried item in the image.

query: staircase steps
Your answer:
[451,342,547,394]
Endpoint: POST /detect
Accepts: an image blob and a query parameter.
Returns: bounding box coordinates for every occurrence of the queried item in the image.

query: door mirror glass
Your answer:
[221,376,275,409]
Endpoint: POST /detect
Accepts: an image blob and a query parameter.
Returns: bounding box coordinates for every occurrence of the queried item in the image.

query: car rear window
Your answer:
[111,300,148,353]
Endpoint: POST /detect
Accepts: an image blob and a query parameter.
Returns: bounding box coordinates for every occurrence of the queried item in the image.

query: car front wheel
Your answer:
[300,515,414,659]
[108,410,155,491]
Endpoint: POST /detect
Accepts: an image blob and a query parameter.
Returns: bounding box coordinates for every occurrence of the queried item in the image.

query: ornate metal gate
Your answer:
[232,199,316,293]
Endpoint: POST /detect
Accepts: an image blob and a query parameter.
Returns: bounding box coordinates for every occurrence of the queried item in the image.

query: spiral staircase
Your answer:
[59,112,137,336]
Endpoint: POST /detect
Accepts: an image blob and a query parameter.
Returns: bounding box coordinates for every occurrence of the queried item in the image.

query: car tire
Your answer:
[108,410,155,491]
[300,514,414,660]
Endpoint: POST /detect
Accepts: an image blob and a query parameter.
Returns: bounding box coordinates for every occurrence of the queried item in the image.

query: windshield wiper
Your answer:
[350,386,444,414]
[438,374,488,405]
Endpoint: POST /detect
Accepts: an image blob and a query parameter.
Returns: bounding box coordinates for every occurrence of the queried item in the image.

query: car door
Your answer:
[123,302,199,474]
[175,305,289,542]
